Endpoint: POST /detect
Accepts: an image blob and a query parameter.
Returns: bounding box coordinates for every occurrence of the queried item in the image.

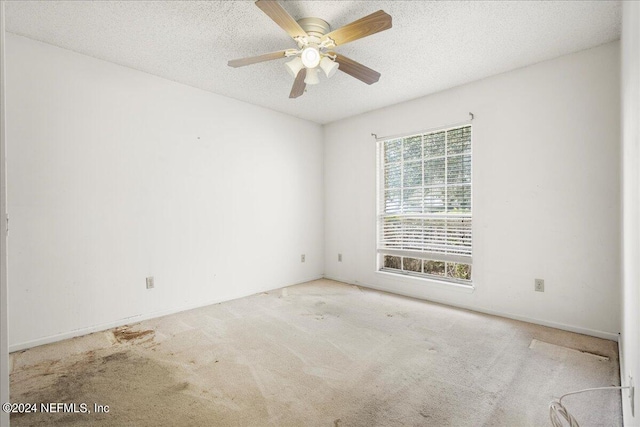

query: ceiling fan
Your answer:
[228,0,392,98]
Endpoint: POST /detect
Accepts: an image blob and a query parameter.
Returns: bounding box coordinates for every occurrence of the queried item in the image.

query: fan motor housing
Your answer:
[297,17,331,37]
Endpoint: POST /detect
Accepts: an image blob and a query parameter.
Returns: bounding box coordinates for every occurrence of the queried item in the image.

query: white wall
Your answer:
[6,34,324,350]
[4,28,623,353]
[621,2,640,425]
[324,41,621,340]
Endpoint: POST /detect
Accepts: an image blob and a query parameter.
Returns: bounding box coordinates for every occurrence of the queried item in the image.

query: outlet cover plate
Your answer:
[146,276,154,289]
[301,254,305,263]
[535,279,544,292]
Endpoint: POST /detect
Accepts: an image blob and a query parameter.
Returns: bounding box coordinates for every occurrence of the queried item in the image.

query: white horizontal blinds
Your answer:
[379,125,472,264]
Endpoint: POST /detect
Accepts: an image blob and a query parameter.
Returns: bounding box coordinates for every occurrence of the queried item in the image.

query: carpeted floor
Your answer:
[10,279,621,426]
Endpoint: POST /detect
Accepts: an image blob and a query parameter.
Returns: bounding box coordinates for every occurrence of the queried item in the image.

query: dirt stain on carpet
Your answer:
[112,326,155,343]
[10,348,232,426]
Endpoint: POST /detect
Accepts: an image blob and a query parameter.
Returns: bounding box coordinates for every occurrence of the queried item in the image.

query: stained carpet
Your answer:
[9,279,621,426]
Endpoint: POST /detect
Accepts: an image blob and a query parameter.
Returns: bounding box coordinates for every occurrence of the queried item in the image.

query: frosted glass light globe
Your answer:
[320,57,339,78]
[304,67,320,85]
[285,57,304,78]
[301,47,321,68]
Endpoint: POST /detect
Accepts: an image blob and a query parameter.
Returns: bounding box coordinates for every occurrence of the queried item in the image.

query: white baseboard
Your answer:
[324,275,619,342]
[9,275,324,353]
[618,334,636,427]
[619,333,625,382]
[11,273,616,352]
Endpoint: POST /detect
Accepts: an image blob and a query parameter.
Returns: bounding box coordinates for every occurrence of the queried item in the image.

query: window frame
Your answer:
[376,124,473,286]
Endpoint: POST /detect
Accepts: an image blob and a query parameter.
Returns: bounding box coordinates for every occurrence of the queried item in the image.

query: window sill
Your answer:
[375,270,475,293]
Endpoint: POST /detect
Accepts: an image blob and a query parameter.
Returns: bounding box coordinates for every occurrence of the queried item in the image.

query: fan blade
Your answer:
[321,10,391,47]
[255,0,308,39]
[228,50,288,68]
[289,68,307,98]
[331,53,381,85]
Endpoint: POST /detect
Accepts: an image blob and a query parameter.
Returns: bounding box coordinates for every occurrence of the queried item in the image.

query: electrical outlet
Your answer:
[301,254,305,263]
[534,278,544,292]
[338,253,342,262]
[146,276,154,289]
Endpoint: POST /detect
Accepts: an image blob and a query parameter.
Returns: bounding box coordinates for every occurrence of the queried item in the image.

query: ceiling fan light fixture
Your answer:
[320,56,339,78]
[285,56,304,78]
[228,1,392,98]
[301,46,321,68]
[304,67,320,85]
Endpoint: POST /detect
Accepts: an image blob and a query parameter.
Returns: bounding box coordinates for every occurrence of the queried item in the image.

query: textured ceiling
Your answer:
[6,1,621,124]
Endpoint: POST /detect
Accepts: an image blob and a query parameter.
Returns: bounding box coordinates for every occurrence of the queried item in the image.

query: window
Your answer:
[377,125,472,285]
